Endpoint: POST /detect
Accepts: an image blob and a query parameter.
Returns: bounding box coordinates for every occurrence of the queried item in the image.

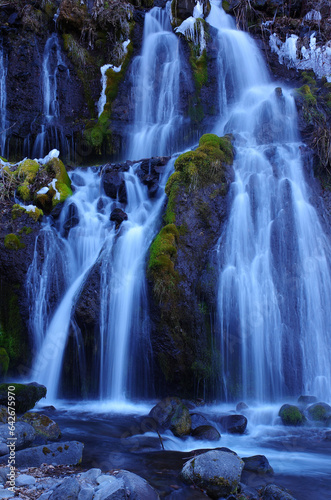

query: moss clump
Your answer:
[296,84,317,106]
[0,383,47,414]
[279,404,305,426]
[4,233,25,250]
[307,403,331,422]
[44,157,72,207]
[0,348,9,379]
[17,159,39,183]
[148,224,179,304]
[43,447,51,455]
[174,134,233,191]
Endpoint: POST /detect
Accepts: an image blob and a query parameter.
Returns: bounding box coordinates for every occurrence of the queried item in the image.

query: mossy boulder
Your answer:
[12,204,43,223]
[149,397,191,436]
[181,449,244,499]
[307,402,331,423]
[0,383,47,414]
[44,157,72,207]
[21,412,61,441]
[279,404,306,426]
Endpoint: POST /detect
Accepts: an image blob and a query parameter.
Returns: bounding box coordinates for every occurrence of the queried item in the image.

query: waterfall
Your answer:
[32,34,69,160]
[28,159,174,401]
[99,159,174,400]
[0,39,7,157]
[209,1,331,402]
[128,4,183,160]
[29,169,112,400]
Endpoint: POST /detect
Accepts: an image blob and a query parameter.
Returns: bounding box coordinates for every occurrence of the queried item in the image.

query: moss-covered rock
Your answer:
[21,412,61,441]
[12,204,43,223]
[4,233,25,250]
[279,404,306,426]
[44,157,72,207]
[0,383,47,414]
[149,397,191,436]
[307,402,331,423]
[148,134,233,398]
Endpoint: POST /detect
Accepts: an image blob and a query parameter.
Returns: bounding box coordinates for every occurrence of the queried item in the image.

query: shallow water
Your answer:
[36,401,331,499]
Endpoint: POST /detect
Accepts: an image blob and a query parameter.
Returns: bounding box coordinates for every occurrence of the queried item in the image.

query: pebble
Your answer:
[16,474,36,487]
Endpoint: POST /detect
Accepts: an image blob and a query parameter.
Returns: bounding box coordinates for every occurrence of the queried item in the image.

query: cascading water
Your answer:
[208,1,331,402]
[0,38,7,157]
[128,4,184,160]
[28,158,174,401]
[99,160,174,400]
[32,34,70,160]
[29,169,112,400]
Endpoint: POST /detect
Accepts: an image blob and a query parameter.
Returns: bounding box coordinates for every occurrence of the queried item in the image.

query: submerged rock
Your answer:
[191,425,221,441]
[217,414,247,434]
[242,455,274,475]
[261,483,297,499]
[180,449,244,499]
[110,208,128,229]
[306,402,331,423]
[278,404,306,426]
[149,397,191,436]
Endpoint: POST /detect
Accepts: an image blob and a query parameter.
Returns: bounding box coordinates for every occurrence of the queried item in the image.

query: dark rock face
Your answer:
[0,382,46,414]
[102,169,128,203]
[148,160,234,398]
[136,157,170,197]
[63,203,79,237]
[110,208,128,228]
[61,260,102,399]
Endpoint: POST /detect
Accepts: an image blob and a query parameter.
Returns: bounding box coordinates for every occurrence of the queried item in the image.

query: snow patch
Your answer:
[304,10,322,22]
[50,178,60,200]
[270,33,331,82]
[35,149,60,165]
[22,204,36,212]
[175,17,206,55]
[37,186,49,195]
[98,40,130,117]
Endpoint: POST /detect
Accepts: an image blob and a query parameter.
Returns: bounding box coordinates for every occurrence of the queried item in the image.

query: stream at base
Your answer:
[35,402,331,499]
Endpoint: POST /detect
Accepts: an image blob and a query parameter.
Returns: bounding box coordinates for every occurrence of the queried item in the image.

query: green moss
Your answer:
[0,348,9,379]
[4,233,25,250]
[84,40,134,155]
[43,447,51,455]
[296,84,317,106]
[17,159,39,183]
[17,182,31,202]
[27,207,44,222]
[0,285,27,371]
[148,224,180,304]
[164,178,180,225]
[222,0,230,12]
[279,404,305,426]
[44,157,72,206]
[64,444,69,450]
[19,226,32,235]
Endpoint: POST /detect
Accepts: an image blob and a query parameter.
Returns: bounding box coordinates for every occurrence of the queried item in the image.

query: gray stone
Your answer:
[38,493,53,500]
[16,474,36,487]
[181,449,244,499]
[80,468,102,483]
[0,441,84,468]
[0,468,9,484]
[191,425,221,441]
[0,491,14,499]
[94,477,126,500]
[190,413,211,430]
[242,455,274,474]
[78,486,94,500]
[97,475,116,485]
[116,470,160,499]
[49,477,80,500]
[0,444,8,457]
[0,422,36,449]
[261,484,297,499]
